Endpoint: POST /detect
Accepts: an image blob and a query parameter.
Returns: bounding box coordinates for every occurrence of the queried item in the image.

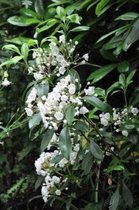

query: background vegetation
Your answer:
[0,0,139,210]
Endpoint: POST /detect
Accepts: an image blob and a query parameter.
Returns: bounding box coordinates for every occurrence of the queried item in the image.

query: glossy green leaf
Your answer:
[119,74,126,88]
[56,6,65,17]
[126,70,136,88]
[74,121,89,133]
[21,43,29,61]
[20,8,40,19]
[95,0,110,16]
[35,0,44,17]
[123,18,139,51]
[59,126,72,159]
[71,26,90,32]
[115,12,139,21]
[117,61,129,73]
[87,64,116,83]
[67,14,82,24]
[65,104,75,126]
[123,182,133,208]
[109,187,120,210]
[89,138,104,160]
[8,16,40,26]
[10,56,23,65]
[7,37,38,46]
[3,44,20,54]
[29,113,41,129]
[84,95,112,113]
[97,25,129,43]
[36,80,49,97]
[107,81,120,95]
[41,129,54,152]
[37,19,57,34]
[35,176,44,190]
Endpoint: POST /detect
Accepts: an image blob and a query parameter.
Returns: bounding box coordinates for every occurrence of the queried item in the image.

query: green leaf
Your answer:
[1,55,24,67]
[36,80,49,97]
[97,25,129,43]
[71,26,90,32]
[65,105,75,126]
[87,64,116,83]
[29,113,41,129]
[109,187,120,210]
[59,126,72,159]
[37,19,57,34]
[18,144,34,161]
[74,121,89,133]
[115,12,139,21]
[119,74,126,88]
[41,129,54,152]
[82,152,93,174]
[67,14,82,24]
[35,0,44,17]
[106,81,120,95]
[20,8,40,19]
[84,95,112,113]
[21,43,29,61]
[89,138,104,160]
[105,164,125,173]
[56,6,65,18]
[7,37,37,46]
[123,182,133,208]
[126,70,136,88]
[3,44,20,54]
[51,154,63,164]
[117,61,129,73]
[95,0,110,16]
[123,18,139,51]
[8,16,40,26]
[35,176,44,190]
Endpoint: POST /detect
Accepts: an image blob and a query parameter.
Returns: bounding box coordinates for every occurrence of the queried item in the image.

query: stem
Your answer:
[123,89,128,107]
[95,163,101,203]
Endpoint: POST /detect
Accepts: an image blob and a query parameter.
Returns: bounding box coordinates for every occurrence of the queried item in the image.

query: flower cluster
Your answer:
[28,35,89,80]
[1,71,11,87]
[25,75,93,130]
[35,132,81,202]
[99,106,139,136]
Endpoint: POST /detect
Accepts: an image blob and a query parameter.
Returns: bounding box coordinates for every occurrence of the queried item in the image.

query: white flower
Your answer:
[70,151,78,165]
[131,107,139,116]
[52,176,60,184]
[2,78,11,86]
[59,67,66,75]
[122,130,128,137]
[59,35,65,44]
[26,87,37,104]
[34,72,43,81]
[54,112,64,121]
[113,112,119,121]
[22,0,32,8]
[3,71,8,77]
[83,53,89,61]
[68,84,76,94]
[84,86,95,95]
[61,95,68,102]
[79,106,89,114]
[41,185,49,203]
[100,118,109,126]
[59,158,68,168]
[100,113,110,126]
[25,107,33,116]
[55,189,61,196]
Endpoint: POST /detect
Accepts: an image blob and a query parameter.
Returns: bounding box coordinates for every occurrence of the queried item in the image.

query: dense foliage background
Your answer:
[0,0,139,210]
